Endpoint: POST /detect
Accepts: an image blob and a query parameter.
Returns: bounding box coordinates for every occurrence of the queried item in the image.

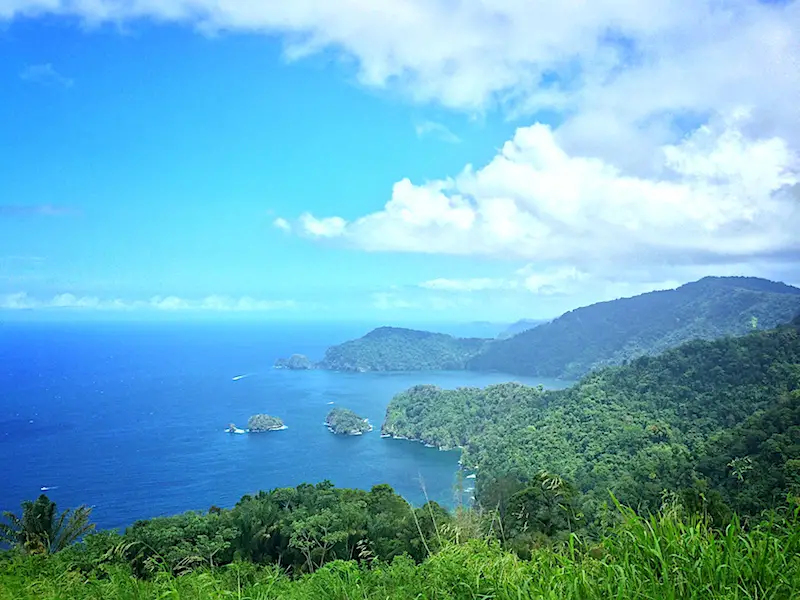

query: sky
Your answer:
[1,1,799,323]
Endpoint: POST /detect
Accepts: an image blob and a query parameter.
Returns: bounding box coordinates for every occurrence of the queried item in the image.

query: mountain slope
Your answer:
[467,276,800,379]
[318,326,489,372]
[383,318,800,517]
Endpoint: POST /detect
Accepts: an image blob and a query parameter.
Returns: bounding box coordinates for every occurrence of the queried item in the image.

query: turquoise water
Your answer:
[0,320,570,530]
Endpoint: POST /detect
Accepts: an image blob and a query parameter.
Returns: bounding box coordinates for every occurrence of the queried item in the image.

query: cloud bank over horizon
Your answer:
[0,292,297,312]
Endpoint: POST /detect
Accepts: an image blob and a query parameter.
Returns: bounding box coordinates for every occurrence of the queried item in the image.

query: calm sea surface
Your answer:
[0,320,570,530]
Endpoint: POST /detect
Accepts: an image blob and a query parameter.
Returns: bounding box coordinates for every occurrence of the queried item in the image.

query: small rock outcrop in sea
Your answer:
[325,407,372,436]
[246,414,287,432]
[274,354,315,370]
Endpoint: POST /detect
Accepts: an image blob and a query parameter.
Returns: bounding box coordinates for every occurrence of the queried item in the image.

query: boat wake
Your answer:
[231,374,252,381]
[40,486,58,491]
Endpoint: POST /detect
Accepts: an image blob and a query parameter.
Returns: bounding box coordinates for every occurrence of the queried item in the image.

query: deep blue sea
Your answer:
[0,320,570,531]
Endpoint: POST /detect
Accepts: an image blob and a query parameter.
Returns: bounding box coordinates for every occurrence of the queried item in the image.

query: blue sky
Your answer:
[1,2,799,322]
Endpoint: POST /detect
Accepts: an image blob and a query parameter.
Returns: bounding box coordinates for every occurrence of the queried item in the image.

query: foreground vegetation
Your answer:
[2,496,799,599]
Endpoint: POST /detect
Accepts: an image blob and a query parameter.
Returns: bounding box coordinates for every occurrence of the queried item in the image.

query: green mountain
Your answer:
[317,326,489,372]
[383,318,800,519]
[468,276,800,379]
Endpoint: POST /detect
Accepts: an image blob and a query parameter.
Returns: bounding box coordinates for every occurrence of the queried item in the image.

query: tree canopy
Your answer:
[383,318,800,523]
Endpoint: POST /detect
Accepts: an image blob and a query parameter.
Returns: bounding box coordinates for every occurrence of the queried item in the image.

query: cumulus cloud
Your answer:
[294,111,800,277]
[418,268,613,297]
[0,293,297,311]
[0,292,37,309]
[299,213,347,238]
[414,120,461,143]
[273,217,292,232]
[2,2,797,123]
[419,278,510,292]
[51,293,103,308]
[371,291,465,312]
[19,63,74,87]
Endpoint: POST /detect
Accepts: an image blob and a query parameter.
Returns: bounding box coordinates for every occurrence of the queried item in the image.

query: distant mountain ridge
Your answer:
[279,277,800,378]
[496,318,550,339]
[468,276,800,378]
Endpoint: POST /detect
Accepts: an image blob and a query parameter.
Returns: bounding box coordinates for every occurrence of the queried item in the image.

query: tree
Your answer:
[0,494,94,554]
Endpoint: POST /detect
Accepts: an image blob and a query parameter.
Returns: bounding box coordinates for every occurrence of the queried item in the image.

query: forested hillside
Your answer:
[383,318,800,521]
[468,276,800,378]
[307,277,800,377]
[318,326,488,372]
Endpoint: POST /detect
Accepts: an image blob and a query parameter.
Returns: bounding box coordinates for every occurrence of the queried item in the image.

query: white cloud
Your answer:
[299,213,347,238]
[2,2,798,125]
[414,120,461,143]
[51,293,102,308]
[200,295,297,311]
[289,111,799,277]
[0,293,297,311]
[148,295,190,310]
[419,277,509,292]
[19,63,74,87]
[0,292,37,309]
[273,217,292,232]
[418,267,632,297]
[371,292,417,310]
[371,291,463,311]
[516,266,589,296]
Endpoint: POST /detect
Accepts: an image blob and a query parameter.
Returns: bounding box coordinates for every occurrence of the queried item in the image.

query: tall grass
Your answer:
[2,504,799,600]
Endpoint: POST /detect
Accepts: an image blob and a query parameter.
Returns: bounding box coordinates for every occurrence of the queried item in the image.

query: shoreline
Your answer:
[380,432,474,470]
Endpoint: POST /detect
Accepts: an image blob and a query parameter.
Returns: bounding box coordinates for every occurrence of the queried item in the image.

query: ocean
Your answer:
[0,319,569,531]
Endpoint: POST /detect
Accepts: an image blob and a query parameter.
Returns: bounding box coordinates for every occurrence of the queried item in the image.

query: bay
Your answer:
[0,319,570,530]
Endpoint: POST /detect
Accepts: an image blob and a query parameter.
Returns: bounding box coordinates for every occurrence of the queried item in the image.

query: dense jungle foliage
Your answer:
[384,317,800,524]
